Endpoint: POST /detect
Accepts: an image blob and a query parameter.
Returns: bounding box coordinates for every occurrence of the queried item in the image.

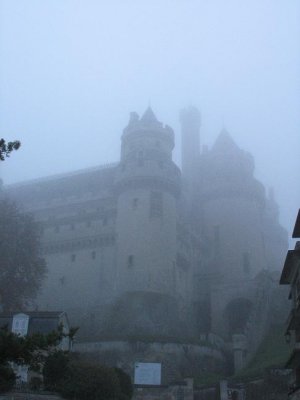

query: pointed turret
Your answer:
[212,128,239,154]
[140,106,159,125]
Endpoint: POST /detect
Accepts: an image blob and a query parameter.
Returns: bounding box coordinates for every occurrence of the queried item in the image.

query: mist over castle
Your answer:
[5,107,288,371]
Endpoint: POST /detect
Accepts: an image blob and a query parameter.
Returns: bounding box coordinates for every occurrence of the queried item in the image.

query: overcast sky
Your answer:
[0,0,299,235]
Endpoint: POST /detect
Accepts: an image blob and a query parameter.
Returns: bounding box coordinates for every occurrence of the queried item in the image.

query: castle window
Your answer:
[155,140,160,148]
[54,225,60,233]
[127,255,134,268]
[70,223,75,230]
[103,217,108,226]
[132,198,138,210]
[243,252,251,274]
[150,191,163,218]
[71,254,76,262]
[91,251,96,260]
[86,220,91,228]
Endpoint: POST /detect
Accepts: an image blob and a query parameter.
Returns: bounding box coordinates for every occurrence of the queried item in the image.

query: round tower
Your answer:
[199,129,268,337]
[114,107,181,299]
[199,129,267,282]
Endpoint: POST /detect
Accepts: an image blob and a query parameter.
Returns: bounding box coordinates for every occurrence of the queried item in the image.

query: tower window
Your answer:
[150,191,163,218]
[86,220,91,228]
[91,251,96,260]
[70,223,75,231]
[103,217,108,226]
[71,254,76,262]
[54,225,60,233]
[127,255,134,268]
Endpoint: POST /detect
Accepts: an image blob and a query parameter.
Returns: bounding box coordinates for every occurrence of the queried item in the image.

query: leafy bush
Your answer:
[59,361,122,400]
[29,376,43,390]
[114,367,133,400]
[0,364,16,393]
[43,350,133,400]
[43,351,70,391]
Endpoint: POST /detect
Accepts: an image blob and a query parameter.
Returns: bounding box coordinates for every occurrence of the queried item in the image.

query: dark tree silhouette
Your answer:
[0,199,46,311]
[0,325,76,393]
[0,139,21,161]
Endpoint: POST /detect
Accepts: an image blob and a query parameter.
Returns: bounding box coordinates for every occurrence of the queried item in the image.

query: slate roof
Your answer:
[280,249,300,285]
[5,163,118,205]
[293,210,300,238]
[0,311,68,335]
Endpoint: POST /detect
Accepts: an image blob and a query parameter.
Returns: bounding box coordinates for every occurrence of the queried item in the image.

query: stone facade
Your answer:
[5,107,287,347]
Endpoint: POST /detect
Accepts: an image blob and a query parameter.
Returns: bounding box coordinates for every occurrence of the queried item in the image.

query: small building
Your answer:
[0,311,71,383]
[280,209,300,399]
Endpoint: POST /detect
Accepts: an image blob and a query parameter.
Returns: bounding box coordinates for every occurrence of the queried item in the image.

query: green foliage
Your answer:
[0,139,21,161]
[29,376,43,391]
[59,361,123,400]
[245,371,289,400]
[0,364,16,393]
[43,350,70,391]
[43,354,133,400]
[194,371,225,387]
[235,324,290,380]
[114,367,133,400]
[0,324,75,392]
[0,199,46,311]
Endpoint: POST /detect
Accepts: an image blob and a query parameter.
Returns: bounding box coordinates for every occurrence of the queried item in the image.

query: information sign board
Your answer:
[134,362,161,385]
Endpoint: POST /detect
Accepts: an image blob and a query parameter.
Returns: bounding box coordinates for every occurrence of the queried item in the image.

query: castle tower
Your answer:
[180,106,201,193]
[199,129,268,337]
[200,129,266,281]
[114,107,181,299]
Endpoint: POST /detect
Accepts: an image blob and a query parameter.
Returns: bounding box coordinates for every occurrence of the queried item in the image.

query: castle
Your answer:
[6,107,288,354]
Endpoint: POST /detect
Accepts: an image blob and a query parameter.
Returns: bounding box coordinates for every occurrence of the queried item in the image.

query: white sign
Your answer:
[134,362,161,385]
[12,313,29,337]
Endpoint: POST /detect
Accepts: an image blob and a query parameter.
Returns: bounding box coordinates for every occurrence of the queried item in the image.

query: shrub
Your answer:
[43,351,70,391]
[59,361,121,400]
[114,367,133,400]
[29,376,43,391]
[0,364,16,393]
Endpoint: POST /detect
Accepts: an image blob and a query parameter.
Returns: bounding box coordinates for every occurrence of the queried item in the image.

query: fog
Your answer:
[0,0,299,234]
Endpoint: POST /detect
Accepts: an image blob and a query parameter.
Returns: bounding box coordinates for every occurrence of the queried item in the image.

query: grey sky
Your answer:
[0,0,299,235]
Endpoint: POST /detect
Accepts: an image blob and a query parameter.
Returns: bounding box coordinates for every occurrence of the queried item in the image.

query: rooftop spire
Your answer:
[140,106,159,124]
[212,128,238,153]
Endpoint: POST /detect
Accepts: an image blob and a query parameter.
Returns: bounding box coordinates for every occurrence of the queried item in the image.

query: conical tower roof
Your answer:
[140,106,160,124]
[212,128,239,153]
